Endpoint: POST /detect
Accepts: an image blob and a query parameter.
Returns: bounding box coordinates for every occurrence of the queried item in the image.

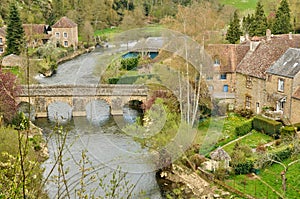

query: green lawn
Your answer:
[197,113,249,154]
[219,0,257,11]
[226,174,279,198]
[226,155,300,198]
[223,130,273,154]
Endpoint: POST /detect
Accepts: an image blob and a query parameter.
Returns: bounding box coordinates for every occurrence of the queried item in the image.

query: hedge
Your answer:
[235,119,253,136]
[272,146,292,162]
[280,126,296,138]
[233,160,254,175]
[252,115,282,137]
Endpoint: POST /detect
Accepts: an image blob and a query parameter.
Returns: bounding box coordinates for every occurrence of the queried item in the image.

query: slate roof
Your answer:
[52,17,77,28]
[266,48,300,78]
[132,37,165,52]
[210,147,231,161]
[237,34,300,79]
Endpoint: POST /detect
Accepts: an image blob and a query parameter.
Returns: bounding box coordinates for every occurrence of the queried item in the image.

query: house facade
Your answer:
[51,17,78,49]
[205,44,249,100]
[0,27,6,55]
[265,48,300,124]
[235,34,300,119]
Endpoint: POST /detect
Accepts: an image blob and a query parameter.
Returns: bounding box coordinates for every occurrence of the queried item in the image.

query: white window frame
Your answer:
[245,96,251,109]
[63,32,68,38]
[0,38,2,44]
[278,78,284,92]
[64,41,68,47]
[0,46,3,53]
[55,32,60,38]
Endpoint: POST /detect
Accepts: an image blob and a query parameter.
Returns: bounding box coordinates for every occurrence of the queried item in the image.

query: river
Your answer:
[35,47,162,198]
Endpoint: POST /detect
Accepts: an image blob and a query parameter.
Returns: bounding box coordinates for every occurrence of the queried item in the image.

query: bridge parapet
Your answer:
[20,84,148,97]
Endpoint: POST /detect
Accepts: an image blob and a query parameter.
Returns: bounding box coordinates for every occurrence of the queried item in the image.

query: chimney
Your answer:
[289,32,292,39]
[266,29,271,41]
[245,33,249,41]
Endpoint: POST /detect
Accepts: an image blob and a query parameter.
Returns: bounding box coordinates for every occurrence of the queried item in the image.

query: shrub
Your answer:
[235,119,253,136]
[272,146,292,162]
[121,57,139,70]
[235,108,253,118]
[233,160,254,174]
[252,115,282,137]
[280,126,296,138]
[293,123,300,131]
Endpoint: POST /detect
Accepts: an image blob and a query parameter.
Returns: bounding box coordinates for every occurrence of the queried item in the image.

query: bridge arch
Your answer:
[122,99,144,123]
[17,101,36,121]
[86,99,111,124]
[48,101,72,123]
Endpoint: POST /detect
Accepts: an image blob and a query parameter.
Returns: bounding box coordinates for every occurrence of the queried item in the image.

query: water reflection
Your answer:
[37,115,161,198]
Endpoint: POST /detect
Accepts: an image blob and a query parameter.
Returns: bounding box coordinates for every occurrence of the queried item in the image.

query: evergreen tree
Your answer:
[272,0,292,34]
[242,14,254,35]
[249,1,268,36]
[226,10,242,44]
[5,3,25,55]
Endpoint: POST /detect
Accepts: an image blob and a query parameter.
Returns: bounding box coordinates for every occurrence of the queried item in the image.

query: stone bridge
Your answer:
[18,84,148,119]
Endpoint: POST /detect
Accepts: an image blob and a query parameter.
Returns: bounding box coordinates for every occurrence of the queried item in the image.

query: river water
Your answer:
[35,47,162,198]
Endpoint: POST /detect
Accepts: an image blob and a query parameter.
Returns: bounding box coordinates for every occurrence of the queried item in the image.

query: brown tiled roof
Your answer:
[292,87,300,100]
[52,17,77,28]
[206,43,249,73]
[23,24,46,35]
[237,34,300,79]
[0,27,6,37]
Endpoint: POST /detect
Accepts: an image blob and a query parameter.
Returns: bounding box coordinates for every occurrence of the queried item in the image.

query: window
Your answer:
[0,47,3,53]
[55,32,60,38]
[0,38,2,44]
[246,76,252,88]
[206,76,213,80]
[64,41,68,47]
[245,95,251,109]
[214,56,220,65]
[278,78,284,92]
[220,73,227,80]
[63,32,68,38]
[208,85,214,92]
[223,85,229,92]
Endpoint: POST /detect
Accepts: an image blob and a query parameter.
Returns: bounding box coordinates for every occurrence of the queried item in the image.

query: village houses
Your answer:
[235,32,300,124]
[0,16,78,55]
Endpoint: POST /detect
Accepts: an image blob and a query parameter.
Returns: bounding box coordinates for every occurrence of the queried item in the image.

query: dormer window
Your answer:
[55,32,60,38]
[278,78,284,92]
[63,32,68,38]
[214,56,220,66]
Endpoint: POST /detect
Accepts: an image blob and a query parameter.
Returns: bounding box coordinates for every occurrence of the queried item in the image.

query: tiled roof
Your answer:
[267,48,300,78]
[237,34,300,79]
[206,43,249,73]
[52,17,77,28]
[292,87,300,100]
[23,24,46,35]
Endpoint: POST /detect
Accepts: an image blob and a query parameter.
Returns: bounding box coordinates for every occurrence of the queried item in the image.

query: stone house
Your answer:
[23,24,51,48]
[235,34,300,116]
[51,17,78,49]
[265,48,300,124]
[0,27,6,55]
[205,44,249,97]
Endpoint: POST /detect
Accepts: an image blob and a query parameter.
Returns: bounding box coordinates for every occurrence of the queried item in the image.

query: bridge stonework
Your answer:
[18,84,148,118]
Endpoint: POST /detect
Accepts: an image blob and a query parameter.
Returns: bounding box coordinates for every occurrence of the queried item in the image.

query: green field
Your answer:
[219,0,257,11]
